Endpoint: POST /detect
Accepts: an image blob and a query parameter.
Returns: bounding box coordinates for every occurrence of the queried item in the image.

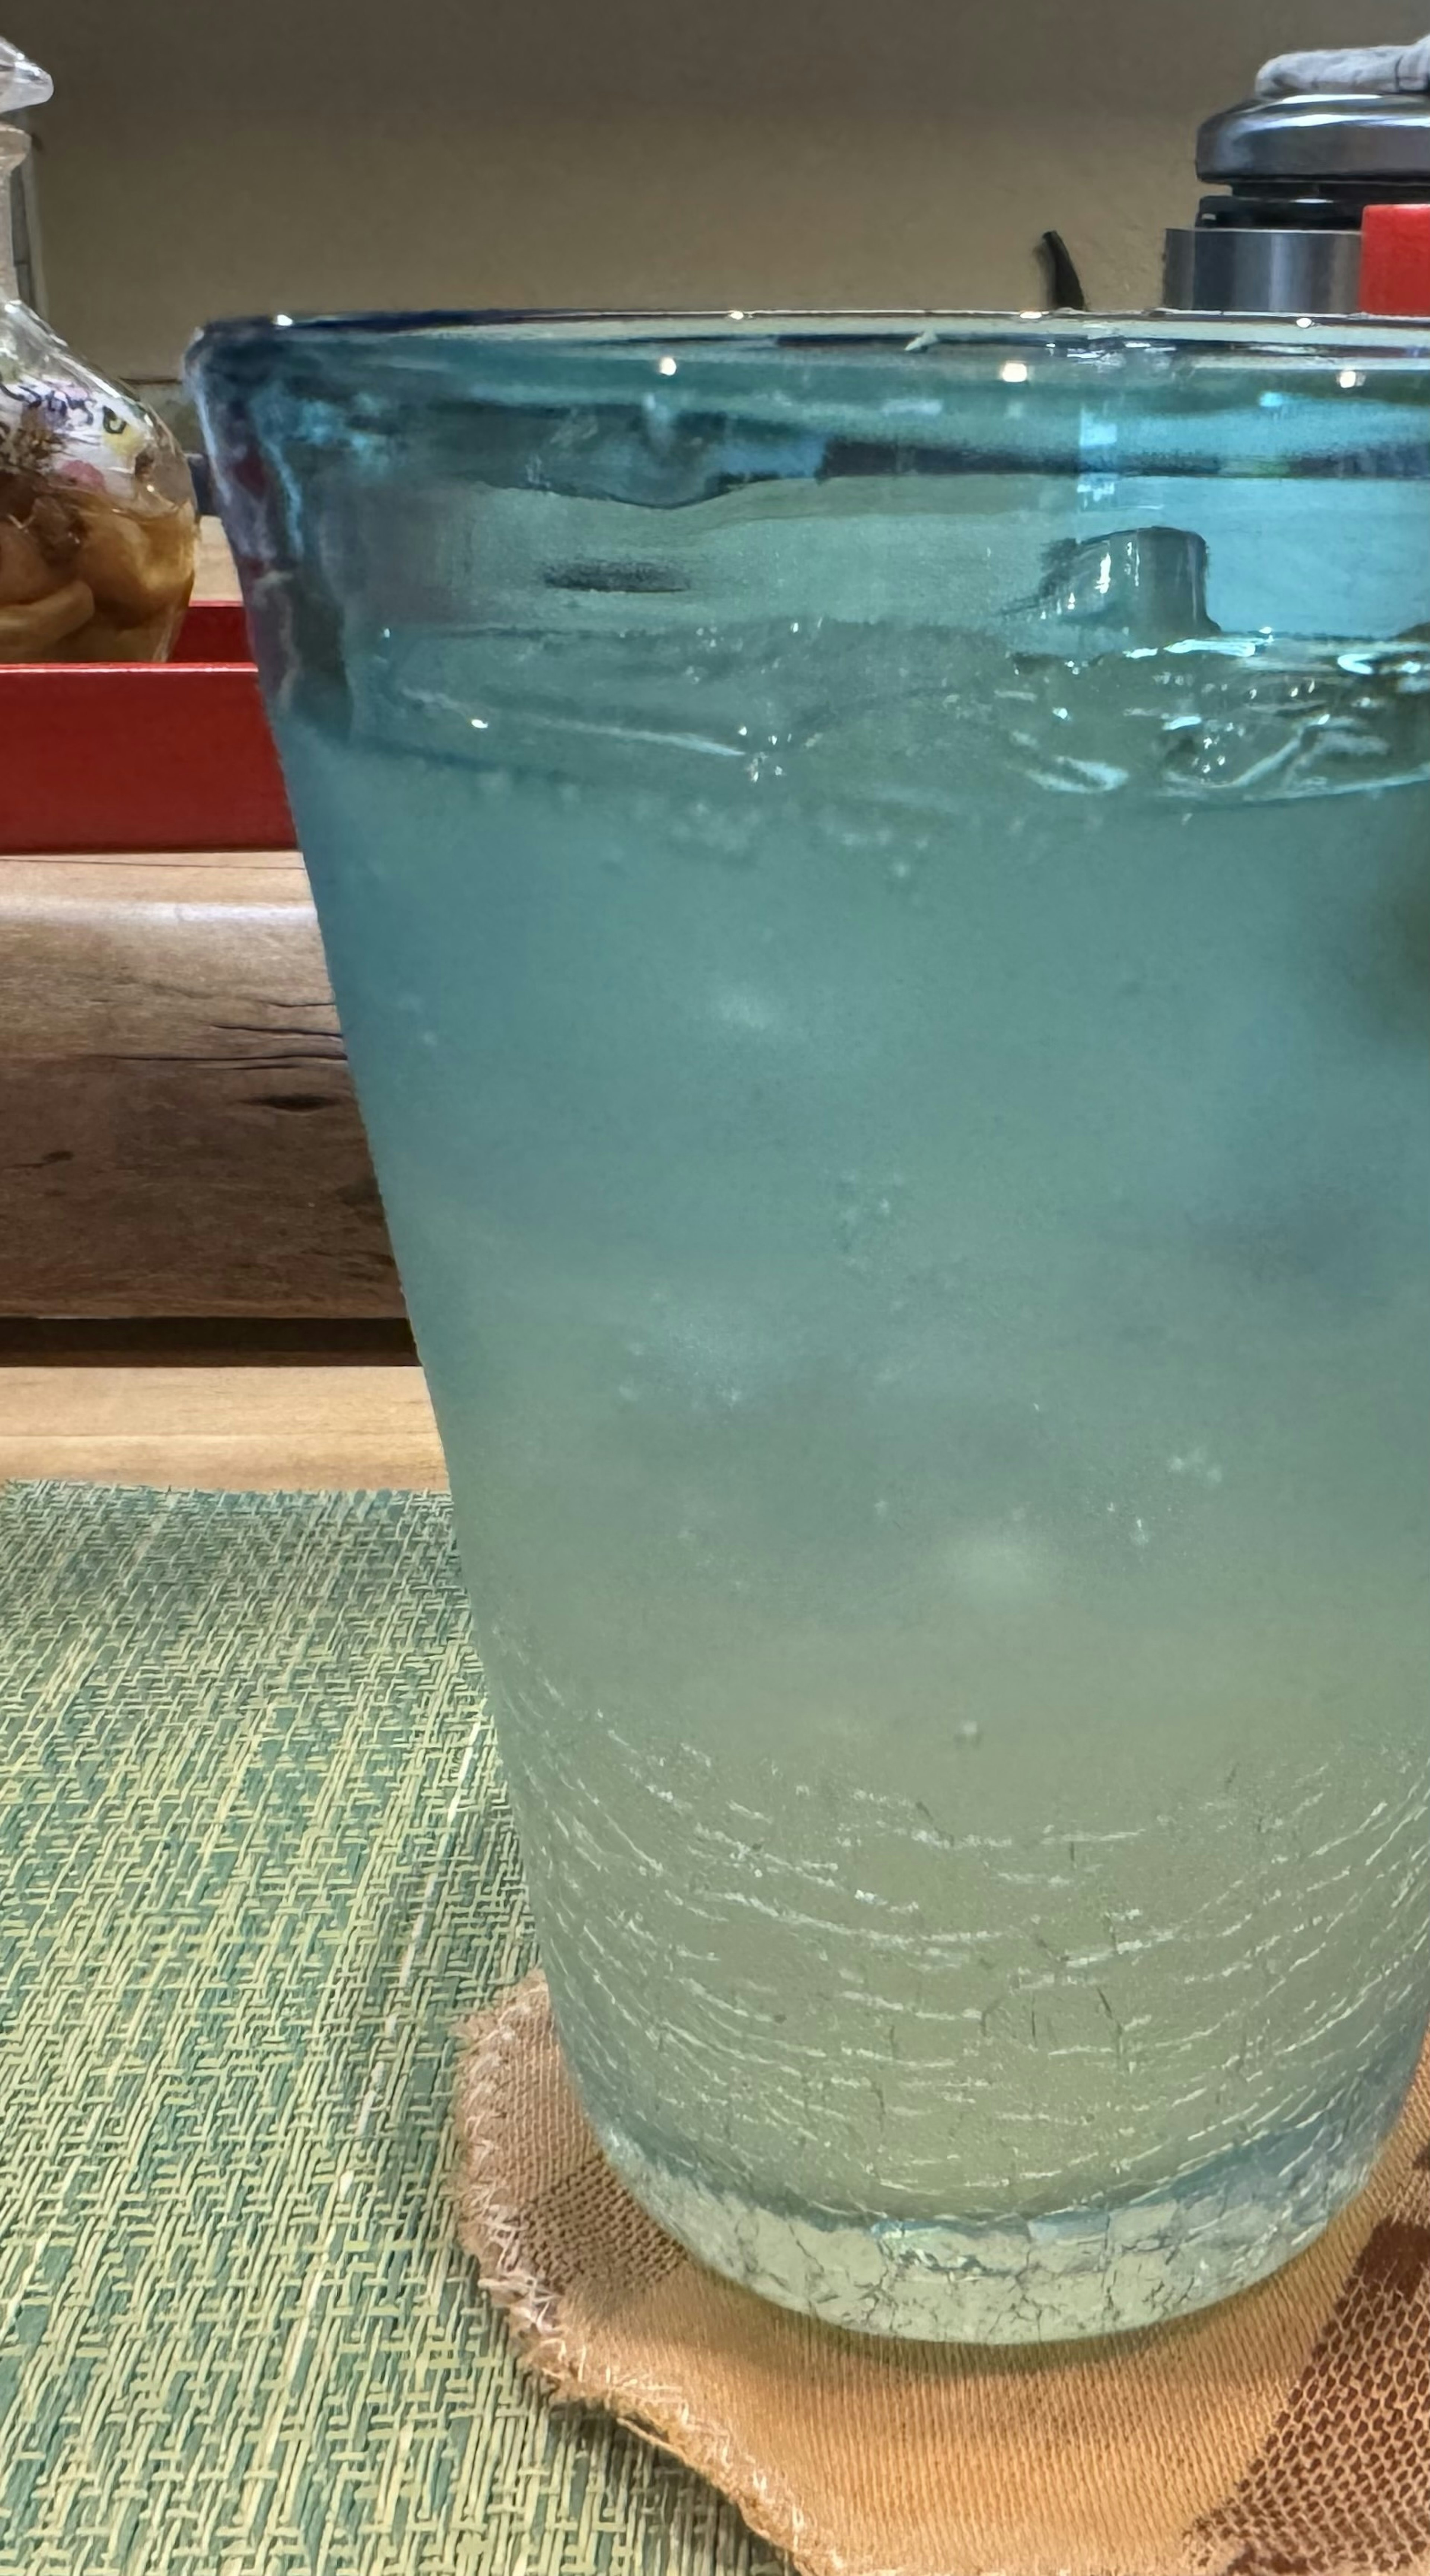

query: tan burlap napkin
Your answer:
[453,1973,1430,2576]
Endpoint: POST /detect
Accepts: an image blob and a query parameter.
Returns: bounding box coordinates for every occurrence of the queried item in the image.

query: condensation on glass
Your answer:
[192,314,1430,2342]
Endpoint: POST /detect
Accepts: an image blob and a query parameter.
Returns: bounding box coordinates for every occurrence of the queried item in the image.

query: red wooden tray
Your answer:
[2,601,296,855]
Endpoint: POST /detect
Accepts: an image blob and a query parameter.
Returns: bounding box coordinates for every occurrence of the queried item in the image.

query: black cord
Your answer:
[1036,230,1089,311]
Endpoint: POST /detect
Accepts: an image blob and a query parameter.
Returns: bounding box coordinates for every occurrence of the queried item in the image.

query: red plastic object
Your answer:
[1359,203,1430,316]
[0,600,296,855]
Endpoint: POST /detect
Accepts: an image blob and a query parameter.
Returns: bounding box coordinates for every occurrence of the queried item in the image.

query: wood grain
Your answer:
[0,850,403,1318]
[196,518,242,604]
[0,1365,447,1488]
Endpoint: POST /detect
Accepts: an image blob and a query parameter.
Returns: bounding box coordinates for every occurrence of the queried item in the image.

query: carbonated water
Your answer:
[273,538,1430,2337]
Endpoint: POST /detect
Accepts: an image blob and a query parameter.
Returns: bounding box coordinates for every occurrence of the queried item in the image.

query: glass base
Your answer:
[596,2087,1397,2344]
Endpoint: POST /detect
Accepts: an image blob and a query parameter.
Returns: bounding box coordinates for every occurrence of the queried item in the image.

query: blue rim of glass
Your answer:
[189,306,1430,358]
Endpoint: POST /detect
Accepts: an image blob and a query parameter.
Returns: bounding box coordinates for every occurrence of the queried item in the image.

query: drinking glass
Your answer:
[191,313,1430,2341]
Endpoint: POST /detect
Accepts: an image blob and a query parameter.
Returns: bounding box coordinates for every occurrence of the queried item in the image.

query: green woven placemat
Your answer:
[0,1483,781,2576]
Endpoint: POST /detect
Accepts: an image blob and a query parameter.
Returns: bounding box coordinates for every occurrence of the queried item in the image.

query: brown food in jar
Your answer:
[29,490,84,573]
[0,578,95,660]
[59,604,177,663]
[0,515,63,605]
[72,492,197,621]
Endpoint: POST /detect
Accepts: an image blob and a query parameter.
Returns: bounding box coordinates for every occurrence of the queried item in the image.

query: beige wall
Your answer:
[7,0,1427,381]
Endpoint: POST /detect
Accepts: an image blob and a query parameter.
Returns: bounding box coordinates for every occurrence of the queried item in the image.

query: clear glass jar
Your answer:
[0,123,196,662]
[191,313,1430,2342]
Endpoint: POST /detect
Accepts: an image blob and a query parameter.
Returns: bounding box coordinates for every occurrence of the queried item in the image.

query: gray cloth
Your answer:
[1257,37,1430,97]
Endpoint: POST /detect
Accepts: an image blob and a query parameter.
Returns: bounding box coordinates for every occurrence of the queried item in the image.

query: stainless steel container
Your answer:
[1164,89,1430,316]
